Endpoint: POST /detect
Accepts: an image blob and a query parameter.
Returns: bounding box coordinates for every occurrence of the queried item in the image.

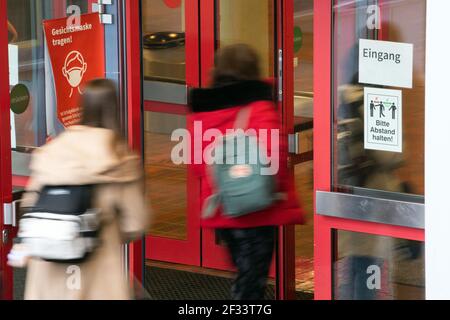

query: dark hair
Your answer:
[80,79,122,138]
[212,44,262,87]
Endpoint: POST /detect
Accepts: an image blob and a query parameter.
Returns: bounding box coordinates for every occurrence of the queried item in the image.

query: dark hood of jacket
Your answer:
[189,80,274,113]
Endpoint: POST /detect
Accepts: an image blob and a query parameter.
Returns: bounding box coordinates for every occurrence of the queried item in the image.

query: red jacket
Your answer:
[189,80,304,229]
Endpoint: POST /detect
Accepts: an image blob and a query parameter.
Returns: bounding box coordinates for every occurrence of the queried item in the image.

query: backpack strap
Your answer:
[233,106,252,131]
[202,194,221,219]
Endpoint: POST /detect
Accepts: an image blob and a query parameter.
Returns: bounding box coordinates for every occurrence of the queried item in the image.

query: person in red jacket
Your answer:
[189,44,304,300]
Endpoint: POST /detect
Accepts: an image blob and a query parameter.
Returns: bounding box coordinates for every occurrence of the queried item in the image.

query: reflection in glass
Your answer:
[141,0,188,240]
[144,112,187,240]
[215,0,275,79]
[7,0,90,180]
[333,0,426,196]
[293,0,314,156]
[334,231,425,300]
[294,162,314,298]
[294,0,313,95]
[7,0,91,300]
[142,0,186,83]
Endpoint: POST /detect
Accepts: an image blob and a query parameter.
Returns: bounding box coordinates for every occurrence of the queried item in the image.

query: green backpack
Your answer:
[202,107,283,219]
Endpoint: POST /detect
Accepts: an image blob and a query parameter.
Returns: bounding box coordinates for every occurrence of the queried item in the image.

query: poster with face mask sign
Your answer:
[43,13,105,128]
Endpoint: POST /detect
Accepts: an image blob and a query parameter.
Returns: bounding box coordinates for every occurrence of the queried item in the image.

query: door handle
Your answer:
[3,200,22,227]
[288,130,314,155]
[2,229,10,245]
[288,132,301,155]
[277,49,283,102]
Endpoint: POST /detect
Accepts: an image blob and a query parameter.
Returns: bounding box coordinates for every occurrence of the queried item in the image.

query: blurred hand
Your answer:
[7,244,30,268]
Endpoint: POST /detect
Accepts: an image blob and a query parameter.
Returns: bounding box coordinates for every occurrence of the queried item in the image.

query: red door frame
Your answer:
[278,0,296,301]
[140,0,201,266]
[198,0,230,271]
[313,0,425,300]
[0,0,13,300]
[125,0,145,285]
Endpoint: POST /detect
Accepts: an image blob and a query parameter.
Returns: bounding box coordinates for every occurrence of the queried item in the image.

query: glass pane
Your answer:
[294,162,314,299]
[293,0,314,300]
[68,0,89,12]
[294,0,313,94]
[7,0,91,183]
[293,0,313,158]
[215,0,275,78]
[332,0,426,197]
[142,0,186,83]
[141,0,188,240]
[144,111,187,240]
[334,231,425,300]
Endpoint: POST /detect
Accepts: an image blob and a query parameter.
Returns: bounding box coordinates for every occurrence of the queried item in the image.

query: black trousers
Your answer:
[218,226,276,300]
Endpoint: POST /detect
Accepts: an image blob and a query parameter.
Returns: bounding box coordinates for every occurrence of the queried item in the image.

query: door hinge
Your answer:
[92,0,113,25]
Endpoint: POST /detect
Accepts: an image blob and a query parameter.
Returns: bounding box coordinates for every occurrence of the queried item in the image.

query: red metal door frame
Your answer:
[313,0,333,300]
[140,0,201,266]
[313,0,425,300]
[198,0,230,271]
[0,0,13,300]
[125,0,145,285]
[277,0,296,301]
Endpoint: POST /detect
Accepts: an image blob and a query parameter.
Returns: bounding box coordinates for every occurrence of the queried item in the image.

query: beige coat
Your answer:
[20,126,150,300]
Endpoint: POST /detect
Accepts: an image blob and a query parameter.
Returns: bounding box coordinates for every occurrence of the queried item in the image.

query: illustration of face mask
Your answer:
[62,51,88,97]
[64,66,87,87]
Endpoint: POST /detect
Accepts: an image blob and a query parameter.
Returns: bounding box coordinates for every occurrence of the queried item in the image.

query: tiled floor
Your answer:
[295,257,314,293]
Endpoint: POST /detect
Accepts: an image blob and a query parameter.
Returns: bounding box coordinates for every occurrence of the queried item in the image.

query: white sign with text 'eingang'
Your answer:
[359,39,414,88]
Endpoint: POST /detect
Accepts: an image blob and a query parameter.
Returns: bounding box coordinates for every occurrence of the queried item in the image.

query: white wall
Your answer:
[425,0,450,300]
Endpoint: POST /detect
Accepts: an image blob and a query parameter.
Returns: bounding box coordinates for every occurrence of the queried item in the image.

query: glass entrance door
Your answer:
[314,0,426,300]
[0,0,129,299]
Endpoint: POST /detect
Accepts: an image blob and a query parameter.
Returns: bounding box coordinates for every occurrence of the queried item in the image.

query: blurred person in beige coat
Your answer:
[16,79,150,300]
